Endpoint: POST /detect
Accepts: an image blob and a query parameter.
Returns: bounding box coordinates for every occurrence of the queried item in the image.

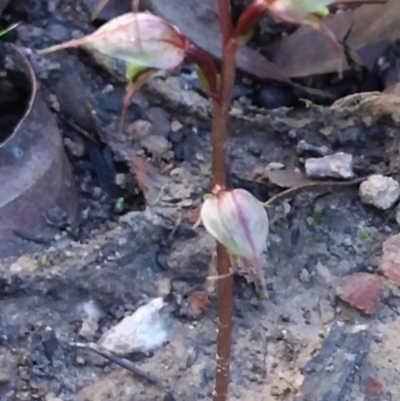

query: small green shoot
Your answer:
[359,228,371,240]
[311,213,323,229]
[114,197,125,213]
[0,22,20,38]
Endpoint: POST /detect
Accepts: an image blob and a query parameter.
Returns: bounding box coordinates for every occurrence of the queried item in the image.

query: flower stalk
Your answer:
[211,2,237,401]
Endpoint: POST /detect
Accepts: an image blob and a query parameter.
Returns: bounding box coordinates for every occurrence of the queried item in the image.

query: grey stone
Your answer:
[359,174,400,210]
[396,204,400,225]
[319,299,335,324]
[295,323,371,401]
[297,140,329,157]
[78,318,98,340]
[140,135,170,156]
[98,298,172,356]
[305,152,354,179]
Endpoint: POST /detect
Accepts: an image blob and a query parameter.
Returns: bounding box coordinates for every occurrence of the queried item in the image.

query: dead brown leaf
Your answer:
[270,12,354,78]
[130,156,168,205]
[89,0,132,21]
[272,0,400,78]
[348,0,400,49]
[184,290,211,319]
[266,169,312,188]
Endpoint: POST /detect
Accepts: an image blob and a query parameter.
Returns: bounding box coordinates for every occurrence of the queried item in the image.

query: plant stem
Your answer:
[212,1,238,400]
[216,0,233,43]
[185,44,219,100]
[212,243,233,401]
[235,0,266,44]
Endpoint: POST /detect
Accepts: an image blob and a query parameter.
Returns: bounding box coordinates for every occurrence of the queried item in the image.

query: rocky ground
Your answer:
[1,1,400,401]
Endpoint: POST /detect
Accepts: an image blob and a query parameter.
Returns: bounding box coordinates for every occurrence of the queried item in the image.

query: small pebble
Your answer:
[170,119,183,132]
[115,173,126,188]
[76,356,86,365]
[63,138,85,157]
[315,262,335,284]
[156,278,172,297]
[334,272,382,315]
[247,140,262,157]
[91,187,103,200]
[297,140,329,157]
[145,107,170,137]
[98,297,172,356]
[319,299,335,323]
[117,237,128,246]
[45,394,63,401]
[359,174,400,210]
[82,300,103,323]
[140,135,170,156]
[265,162,285,171]
[0,367,10,386]
[78,318,98,340]
[343,237,353,247]
[126,120,152,140]
[81,207,90,220]
[396,204,400,225]
[46,23,70,42]
[10,256,38,274]
[255,85,294,109]
[299,268,311,284]
[305,152,354,179]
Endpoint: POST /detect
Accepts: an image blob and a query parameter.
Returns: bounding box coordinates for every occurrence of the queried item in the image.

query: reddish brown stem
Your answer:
[212,1,238,400]
[234,0,266,44]
[216,0,233,43]
[185,44,219,100]
[213,243,233,401]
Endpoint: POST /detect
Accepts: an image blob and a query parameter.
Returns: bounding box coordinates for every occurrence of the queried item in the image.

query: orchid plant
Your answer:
[39,1,340,400]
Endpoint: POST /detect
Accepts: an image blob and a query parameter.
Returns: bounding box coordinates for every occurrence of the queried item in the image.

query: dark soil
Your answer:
[1,1,400,401]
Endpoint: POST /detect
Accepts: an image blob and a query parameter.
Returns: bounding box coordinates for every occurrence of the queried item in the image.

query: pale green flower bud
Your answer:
[39,13,189,70]
[263,0,334,22]
[259,0,341,77]
[200,188,269,260]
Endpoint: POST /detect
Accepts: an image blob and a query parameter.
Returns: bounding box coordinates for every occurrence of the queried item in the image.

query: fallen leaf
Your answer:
[266,169,312,188]
[86,0,131,21]
[272,0,400,78]
[185,291,210,319]
[131,156,168,205]
[334,272,382,315]
[270,11,354,77]
[348,0,400,50]
[356,39,390,71]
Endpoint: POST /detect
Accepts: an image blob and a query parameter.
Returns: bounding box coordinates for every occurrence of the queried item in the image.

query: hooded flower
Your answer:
[39,12,189,71]
[261,0,334,24]
[200,188,269,261]
[258,0,342,77]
